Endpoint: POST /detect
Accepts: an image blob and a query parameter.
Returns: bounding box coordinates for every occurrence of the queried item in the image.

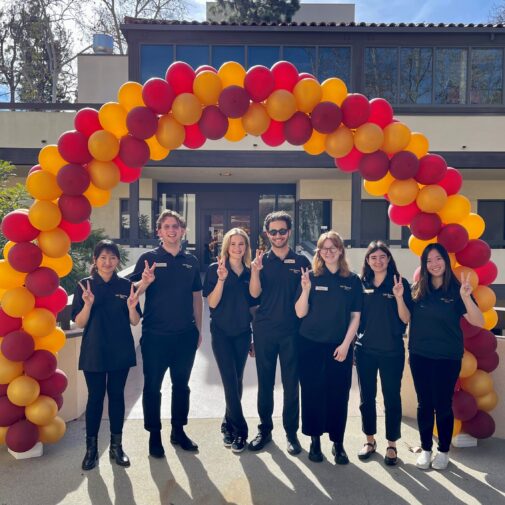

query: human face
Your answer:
[157,216,185,247]
[367,249,390,275]
[266,220,291,249]
[426,249,446,278]
[228,234,246,261]
[95,250,119,279]
[319,239,341,268]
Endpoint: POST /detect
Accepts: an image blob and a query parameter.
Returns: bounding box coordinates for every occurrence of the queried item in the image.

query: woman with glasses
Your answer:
[355,241,411,466]
[295,230,362,464]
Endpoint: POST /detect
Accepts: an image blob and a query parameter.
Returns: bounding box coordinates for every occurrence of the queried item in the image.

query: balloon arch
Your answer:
[0,60,500,453]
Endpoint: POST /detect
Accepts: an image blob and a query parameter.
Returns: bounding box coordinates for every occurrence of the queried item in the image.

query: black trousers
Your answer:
[141,327,199,432]
[84,369,130,437]
[253,330,299,435]
[355,347,404,442]
[299,336,353,445]
[211,327,250,438]
[410,353,461,453]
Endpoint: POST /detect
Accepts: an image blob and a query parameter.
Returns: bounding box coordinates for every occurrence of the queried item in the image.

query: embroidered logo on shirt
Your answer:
[284,259,296,264]
[382,293,395,299]
[115,294,128,300]
[339,285,352,291]
[315,286,328,291]
[289,268,301,274]
[441,297,455,303]
[182,263,193,269]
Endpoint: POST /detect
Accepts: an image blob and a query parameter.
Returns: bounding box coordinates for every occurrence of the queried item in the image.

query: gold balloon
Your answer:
[408,235,437,256]
[475,390,499,412]
[117,81,145,111]
[266,90,297,122]
[405,132,429,159]
[38,228,71,258]
[193,71,223,105]
[171,93,202,126]
[0,260,27,289]
[156,114,186,150]
[0,350,23,384]
[461,370,494,398]
[483,308,498,330]
[321,77,348,106]
[325,126,354,158]
[38,145,66,175]
[99,102,128,138]
[22,308,56,338]
[3,240,15,259]
[434,418,461,437]
[218,61,246,88]
[225,118,246,142]
[146,135,170,161]
[473,286,497,313]
[242,103,270,136]
[87,160,120,190]
[26,171,62,201]
[438,195,471,224]
[38,416,66,444]
[460,350,478,378]
[453,266,479,290]
[41,254,73,278]
[84,183,111,207]
[354,123,384,154]
[7,375,40,406]
[416,185,448,213]
[381,122,411,154]
[88,130,120,162]
[1,286,35,317]
[0,426,7,444]
[388,178,419,206]
[364,172,395,197]
[303,130,327,156]
[460,213,485,240]
[25,395,58,426]
[34,326,66,354]
[293,78,322,113]
[28,200,62,232]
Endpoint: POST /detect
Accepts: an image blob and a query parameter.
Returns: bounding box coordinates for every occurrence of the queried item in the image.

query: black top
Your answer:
[253,249,311,336]
[71,273,141,372]
[131,246,202,334]
[409,285,467,360]
[297,268,363,344]
[203,261,258,336]
[356,273,412,357]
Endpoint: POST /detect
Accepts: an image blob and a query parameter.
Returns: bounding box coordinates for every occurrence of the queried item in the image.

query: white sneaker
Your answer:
[431,451,450,470]
[416,450,432,469]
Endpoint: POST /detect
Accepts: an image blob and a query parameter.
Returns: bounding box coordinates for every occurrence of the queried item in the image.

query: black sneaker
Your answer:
[222,428,233,447]
[248,431,272,452]
[231,436,247,453]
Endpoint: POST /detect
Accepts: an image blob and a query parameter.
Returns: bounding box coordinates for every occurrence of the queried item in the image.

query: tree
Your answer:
[0,5,23,103]
[489,3,505,23]
[209,0,300,24]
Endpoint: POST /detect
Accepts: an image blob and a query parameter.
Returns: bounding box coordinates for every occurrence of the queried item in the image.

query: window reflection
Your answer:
[248,46,280,68]
[298,200,331,243]
[284,46,317,74]
[140,45,173,83]
[471,48,503,105]
[365,48,398,102]
[400,48,433,104]
[318,47,351,85]
[212,46,245,68]
[120,199,154,239]
[435,48,468,104]
[176,45,209,68]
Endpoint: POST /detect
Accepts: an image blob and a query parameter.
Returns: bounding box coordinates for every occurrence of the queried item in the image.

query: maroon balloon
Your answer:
[438,167,462,196]
[368,98,394,128]
[24,349,57,381]
[126,106,158,140]
[39,369,68,397]
[218,86,250,118]
[0,309,22,336]
[52,393,64,411]
[165,61,195,95]
[437,224,469,253]
[8,242,43,273]
[198,105,228,140]
[28,165,42,175]
[261,120,285,147]
[462,410,495,439]
[415,154,447,184]
[465,329,497,358]
[388,201,421,226]
[359,151,389,181]
[244,65,275,102]
[477,352,499,373]
[25,267,59,298]
[0,397,25,427]
[452,390,478,422]
[183,124,206,149]
[195,65,217,74]
[1,330,34,362]
[410,212,442,240]
[6,419,39,453]
[57,164,90,196]
[119,135,150,168]
[474,261,498,286]
[455,239,491,269]
[271,61,299,91]
[57,130,92,164]
[0,384,6,395]
[74,108,102,137]
[389,151,419,180]
[311,102,342,134]
[58,219,91,243]
[298,72,316,80]
[142,78,175,114]
[461,317,481,339]
[58,195,92,224]
[284,112,312,146]
[341,94,370,129]
[35,286,68,315]
[335,147,363,173]
[1,210,39,243]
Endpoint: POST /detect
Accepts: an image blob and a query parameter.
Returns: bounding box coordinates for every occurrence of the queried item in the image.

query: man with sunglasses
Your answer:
[249,211,311,454]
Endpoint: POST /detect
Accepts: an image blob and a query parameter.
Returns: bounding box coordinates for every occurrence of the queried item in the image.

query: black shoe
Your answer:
[82,436,98,471]
[231,436,247,453]
[309,436,323,462]
[384,446,398,466]
[149,431,165,458]
[333,444,349,465]
[248,431,272,452]
[170,428,198,452]
[286,434,302,455]
[109,433,130,467]
[222,429,233,448]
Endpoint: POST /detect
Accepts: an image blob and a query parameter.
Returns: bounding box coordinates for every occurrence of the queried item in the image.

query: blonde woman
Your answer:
[295,231,363,465]
[203,228,257,453]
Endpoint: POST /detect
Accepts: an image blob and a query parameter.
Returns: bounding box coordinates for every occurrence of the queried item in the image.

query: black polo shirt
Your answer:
[203,261,258,336]
[409,285,467,360]
[131,247,202,334]
[297,268,363,344]
[71,273,140,372]
[253,249,311,336]
[355,273,412,356]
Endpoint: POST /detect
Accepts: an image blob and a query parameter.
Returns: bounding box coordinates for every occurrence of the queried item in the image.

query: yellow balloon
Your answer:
[34,326,66,354]
[434,418,461,437]
[461,370,494,397]
[28,200,62,231]
[293,78,322,113]
[218,61,246,87]
[405,132,429,159]
[473,285,496,313]
[388,179,419,206]
[87,160,120,191]
[321,77,348,106]
[438,195,471,224]
[38,145,66,175]
[364,172,395,196]
[171,93,202,126]
[325,126,354,158]
[146,135,170,161]
[1,286,35,317]
[460,213,485,240]
[266,90,297,122]
[38,228,71,258]
[475,390,499,412]
[416,185,448,213]
[303,130,327,155]
[242,103,270,136]
[117,81,145,111]
[448,252,458,268]
[26,171,62,201]
[483,308,498,330]
[40,254,73,278]
[193,71,223,105]
[7,375,40,406]
[354,123,384,154]
[38,416,66,444]
[87,130,120,162]
[84,183,111,207]
[0,260,27,289]
[408,235,437,256]
[0,426,7,444]
[99,102,128,138]
[453,266,479,291]
[25,395,58,426]
[225,118,246,142]
[0,350,23,384]
[460,350,478,378]
[381,122,411,154]
[2,241,15,259]
[156,114,186,150]
[22,308,56,338]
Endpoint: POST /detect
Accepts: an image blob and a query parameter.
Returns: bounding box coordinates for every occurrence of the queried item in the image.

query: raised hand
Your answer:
[251,249,264,273]
[78,280,94,307]
[300,267,311,292]
[460,272,473,299]
[142,260,156,285]
[217,257,228,281]
[127,283,140,309]
[392,274,404,298]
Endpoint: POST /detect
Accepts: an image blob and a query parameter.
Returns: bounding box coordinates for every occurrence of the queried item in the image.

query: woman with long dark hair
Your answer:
[410,243,483,471]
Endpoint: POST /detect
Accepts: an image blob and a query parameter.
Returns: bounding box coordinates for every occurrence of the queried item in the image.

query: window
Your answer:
[120,199,155,239]
[247,46,280,68]
[478,200,505,247]
[364,48,398,103]
[298,200,332,243]
[400,47,433,104]
[283,46,317,75]
[471,48,503,105]
[361,200,389,246]
[434,48,468,104]
[318,47,351,85]
[140,45,173,83]
[212,46,245,68]
[176,45,209,69]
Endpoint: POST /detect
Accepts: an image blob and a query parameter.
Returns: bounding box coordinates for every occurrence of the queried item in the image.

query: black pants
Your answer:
[355,347,404,442]
[253,330,299,435]
[299,337,353,445]
[84,369,129,437]
[410,353,461,453]
[211,327,250,438]
[141,327,199,432]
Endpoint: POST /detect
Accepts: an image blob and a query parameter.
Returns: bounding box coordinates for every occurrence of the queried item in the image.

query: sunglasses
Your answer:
[267,228,289,236]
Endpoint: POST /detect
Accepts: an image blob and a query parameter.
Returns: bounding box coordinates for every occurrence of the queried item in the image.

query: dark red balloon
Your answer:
[52,393,64,411]
[389,151,419,180]
[298,72,316,80]
[25,267,59,297]
[57,164,90,196]
[28,165,42,175]
[195,65,217,74]
[271,61,299,91]
[114,156,142,183]
[35,286,68,315]
[218,86,250,118]
[24,350,57,381]
[126,106,158,140]
[119,135,150,168]
[437,224,469,253]
[261,120,285,147]
[0,397,25,427]
[477,352,499,373]
[474,261,498,286]
[74,108,102,137]
[198,105,228,140]
[410,212,442,240]
[244,65,275,102]
[165,61,195,95]
[465,329,497,358]
[452,390,478,421]
[368,98,394,128]
[6,419,39,453]
[335,147,363,173]
[0,308,22,336]
[416,154,447,184]
[1,330,34,362]
[142,78,175,114]
[8,242,43,273]
[58,219,91,243]
[38,369,68,397]
[462,410,495,439]
[183,124,206,149]
[461,317,481,339]
[359,151,389,181]
[57,130,92,164]
[1,211,39,243]
[438,167,462,196]
[284,112,312,146]
[0,384,6,395]
[456,239,491,269]
[311,102,342,134]
[388,201,421,226]
[341,94,370,129]
[58,195,92,224]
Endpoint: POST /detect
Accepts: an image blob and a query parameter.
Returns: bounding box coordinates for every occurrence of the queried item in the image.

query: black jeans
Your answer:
[84,369,129,437]
[410,353,461,453]
[355,347,404,442]
[253,330,299,436]
[211,327,250,438]
[299,336,353,445]
[141,327,199,432]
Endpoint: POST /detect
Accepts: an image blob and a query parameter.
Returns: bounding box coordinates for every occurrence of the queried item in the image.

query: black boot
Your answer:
[109,433,130,467]
[149,431,165,458]
[82,436,98,471]
[309,436,323,462]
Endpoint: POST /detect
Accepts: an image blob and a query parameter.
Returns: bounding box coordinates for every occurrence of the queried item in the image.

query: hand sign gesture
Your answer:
[127,283,140,309]
[300,267,311,292]
[251,249,264,273]
[142,260,156,285]
[78,280,94,307]
[392,274,404,298]
[460,272,473,299]
[217,257,228,281]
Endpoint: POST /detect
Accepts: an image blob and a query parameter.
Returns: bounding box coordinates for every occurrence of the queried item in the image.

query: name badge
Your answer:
[364,289,374,294]
[315,286,328,291]
[155,262,167,267]
[284,259,296,264]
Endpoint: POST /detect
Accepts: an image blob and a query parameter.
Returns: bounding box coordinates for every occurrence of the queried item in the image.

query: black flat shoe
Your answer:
[309,436,323,463]
[333,444,349,465]
[248,431,272,452]
[149,431,165,458]
[286,434,302,455]
[384,446,398,466]
[170,429,198,452]
[357,440,377,461]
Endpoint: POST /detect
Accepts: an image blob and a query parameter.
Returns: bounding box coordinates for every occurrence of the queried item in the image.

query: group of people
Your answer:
[71,209,484,472]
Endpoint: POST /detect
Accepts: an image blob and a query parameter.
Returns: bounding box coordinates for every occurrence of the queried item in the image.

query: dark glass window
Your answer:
[434,48,468,104]
[298,200,332,243]
[120,199,155,240]
[247,46,280,68]
[318,47,351,85]
[140,45,173,83]
[364,48,398,103]
[400,47,433,104]
[471,48,503,105]
[361,200,389,246]
[478,200,505,247]
[212,46,245,68]
[175,45,209,69]
[283,46,317,74]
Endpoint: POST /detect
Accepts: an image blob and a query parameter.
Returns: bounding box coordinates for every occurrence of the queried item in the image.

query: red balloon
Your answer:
[1,211,39,243]
[165,61,195,95]
[474,261,498,286]
[114,157,142,183]
[410,212,442,240]
[389,151,419,180]
[24,349,57,381]
[198,105,228,140]
[25,267,59,298]
[218,86,250,118]
[8,242,43,273]
[57,130,92,164]
[183,124,206,149]
[298,72,316,80]
[74,108,102,137]
[126,106,158,140]
[195,65,217,74]
[0,308,22,336]
[58,195,92,224]
[437,224,469,253]
[0,397,25,427]
[455,239,491,269]
[271,61,299,91]
[142,78,175,114]
[452,390,478,421]
[119,135,150,168]
[35,286,68,314]
[462,410,495,439]
[261,120,285,147]
[6,419,39,452]
[335,147,363,173]
[244,66,275,102]
[438,167,462,196]
[311,102,342,134]
[58,219,91,243]
[359,151,389,181]
[1,330,34,361]
[284,112,312,146]
[341,94,370,129]
[28,165,42,175]
[388,201,421,226]
[368,98,394,128]
[465,329,497,358]
[477,352,499,373]
[39,369,68,397]
[461,317,481,339]
[57,164,90,196]
[415,154,447,184]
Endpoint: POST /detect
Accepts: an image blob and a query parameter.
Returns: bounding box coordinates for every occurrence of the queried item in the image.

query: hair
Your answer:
[412,243,460,301]
[219,228,252,268]
[156,209,186,230]
[361,240,400,283]
[312,230,350,277]
[91,240,120,275]
[263,211,292,231]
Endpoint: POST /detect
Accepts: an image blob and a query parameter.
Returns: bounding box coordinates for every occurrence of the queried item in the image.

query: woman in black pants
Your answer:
[410,243,483,471]
[295,230,362,464]
[203,228,257,453]
[355,241,411,466]
[72,240,146,471]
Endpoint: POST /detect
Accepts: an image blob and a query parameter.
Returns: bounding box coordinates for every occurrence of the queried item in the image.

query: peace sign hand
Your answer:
[251,249,264,273]
[217,257,228,281]
[460,272,473,299]
[78,280,94,307]
[392,274,404,298]
[127,283,140,309]
[300,267,311,292]
[142,260,156,285]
